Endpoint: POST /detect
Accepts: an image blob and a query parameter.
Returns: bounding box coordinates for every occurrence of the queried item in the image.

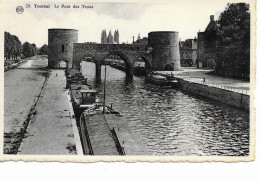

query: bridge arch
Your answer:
[73,43,152,79]
[80,53,103,80]
[59,60,68,69]
[80,53,96,63]
[164,63,175,71]
[101,51,133,77]
[140,56,152,69]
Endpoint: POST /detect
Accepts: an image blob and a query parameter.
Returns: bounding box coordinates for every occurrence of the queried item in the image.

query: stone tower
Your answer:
[101,29,107,44]
[148,31,180,71]
[117,30,119,43]
[107,30,113,43]
[114,30,119,44]
[48,28,78,69]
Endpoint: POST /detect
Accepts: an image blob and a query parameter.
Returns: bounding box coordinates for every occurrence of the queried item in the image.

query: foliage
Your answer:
[4,32,22,61]
[4,31,38,61]
[32,43,37,55]
[39,44,48,55]
[22,42,36,58]
[215,3,250,79]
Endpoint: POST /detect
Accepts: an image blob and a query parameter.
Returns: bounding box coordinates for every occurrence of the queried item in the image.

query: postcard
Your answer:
[0,0,256,162]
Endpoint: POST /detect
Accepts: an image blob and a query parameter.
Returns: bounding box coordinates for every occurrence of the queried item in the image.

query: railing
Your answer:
[175,75,250,96]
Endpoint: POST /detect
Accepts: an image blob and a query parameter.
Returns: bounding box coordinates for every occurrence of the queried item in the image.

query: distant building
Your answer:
[101,29,120,44]
[179,38,198,66]
[101,30,107,44]
[137,33,141,40]
[197,15,218,68]
[133,37,148,45]
[106,30,113,43]
[114,30,119,44]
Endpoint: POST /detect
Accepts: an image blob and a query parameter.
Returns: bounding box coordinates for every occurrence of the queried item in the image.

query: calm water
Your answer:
[82,62,249,156]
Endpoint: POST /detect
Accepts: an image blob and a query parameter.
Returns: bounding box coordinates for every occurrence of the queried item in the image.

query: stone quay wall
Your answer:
[178,78,249,111]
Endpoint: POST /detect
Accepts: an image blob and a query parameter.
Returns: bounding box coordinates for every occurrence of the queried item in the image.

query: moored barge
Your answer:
[146,71,179,87]
[69,83,100,117]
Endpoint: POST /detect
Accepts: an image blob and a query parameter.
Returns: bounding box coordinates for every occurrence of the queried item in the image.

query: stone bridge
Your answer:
[73,43,153,78]
[48,29,181,78]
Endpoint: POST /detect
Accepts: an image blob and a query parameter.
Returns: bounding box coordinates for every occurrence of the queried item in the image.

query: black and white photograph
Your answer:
[0,0,256,162]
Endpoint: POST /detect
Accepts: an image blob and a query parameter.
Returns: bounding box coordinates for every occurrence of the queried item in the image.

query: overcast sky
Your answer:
[3,0,234,47]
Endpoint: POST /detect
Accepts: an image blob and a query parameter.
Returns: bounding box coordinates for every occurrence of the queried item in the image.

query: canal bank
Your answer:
[4,58,49,154]
[156,68,250,111]
[96,63,250,111]
[177,78,249,111]
[18,70,82,155]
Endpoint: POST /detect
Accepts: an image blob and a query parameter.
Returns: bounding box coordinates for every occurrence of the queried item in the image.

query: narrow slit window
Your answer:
[62,44,65,52]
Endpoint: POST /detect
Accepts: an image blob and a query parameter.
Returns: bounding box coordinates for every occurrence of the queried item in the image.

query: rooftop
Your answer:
[48,28,78,31]
[149,31,179,34]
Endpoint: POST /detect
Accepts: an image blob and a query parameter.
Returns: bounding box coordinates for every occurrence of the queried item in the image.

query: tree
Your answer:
[4,31,22,61]
[215,3,250,79]
[31,43,37,55]
[39,44,48,55]
[22,42,33,58]
[22,41,39,58]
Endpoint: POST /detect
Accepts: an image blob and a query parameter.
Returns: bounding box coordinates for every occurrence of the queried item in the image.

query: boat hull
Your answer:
[146,75,179,87]
[73,105,87,118]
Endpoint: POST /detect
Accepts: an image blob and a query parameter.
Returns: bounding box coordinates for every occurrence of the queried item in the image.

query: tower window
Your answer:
[62,44,65,52]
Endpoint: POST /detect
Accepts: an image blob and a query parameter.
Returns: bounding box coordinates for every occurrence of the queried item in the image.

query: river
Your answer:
[82,62,249,156]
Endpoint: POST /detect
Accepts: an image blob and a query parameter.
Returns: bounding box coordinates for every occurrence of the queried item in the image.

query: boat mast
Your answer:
[103,65,106,113]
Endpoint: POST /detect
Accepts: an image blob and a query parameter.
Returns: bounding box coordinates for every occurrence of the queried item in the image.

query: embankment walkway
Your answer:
[19,70,82,155]
[159,67,249,91]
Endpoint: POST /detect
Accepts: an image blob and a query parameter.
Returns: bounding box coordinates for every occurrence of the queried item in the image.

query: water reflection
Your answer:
[81,62,249,156]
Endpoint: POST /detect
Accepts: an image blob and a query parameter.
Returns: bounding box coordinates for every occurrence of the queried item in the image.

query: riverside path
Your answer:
[8,57,83,155]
